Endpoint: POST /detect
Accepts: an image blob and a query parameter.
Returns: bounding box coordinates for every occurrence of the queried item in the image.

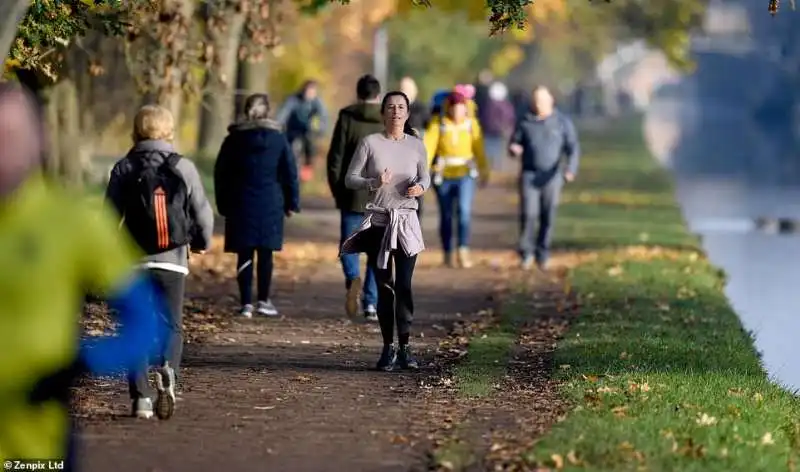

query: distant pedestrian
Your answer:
[327,75,383,321]
[399,76,430,222]
[509,85,580,270]
[215,93,301,318]
[424,92,489,268]
[399,76,430,136]
[340,91,430,372]
[480,82,516,171]
[276,80,328,182]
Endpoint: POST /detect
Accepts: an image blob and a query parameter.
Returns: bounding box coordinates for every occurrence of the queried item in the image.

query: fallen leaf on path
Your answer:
[550,453,564,469]
[253,406,275,410]
[390,434,409,444]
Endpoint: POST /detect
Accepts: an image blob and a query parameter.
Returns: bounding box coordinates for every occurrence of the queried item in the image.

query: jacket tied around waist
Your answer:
[339,203,425,269]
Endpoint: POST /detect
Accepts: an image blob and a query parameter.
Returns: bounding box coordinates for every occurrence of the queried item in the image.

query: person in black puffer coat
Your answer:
[214,93,300,318]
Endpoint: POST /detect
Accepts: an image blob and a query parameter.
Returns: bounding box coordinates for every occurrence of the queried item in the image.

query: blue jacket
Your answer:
[214,120,300,252]
[276,94,328,136]
[511,109,580,180]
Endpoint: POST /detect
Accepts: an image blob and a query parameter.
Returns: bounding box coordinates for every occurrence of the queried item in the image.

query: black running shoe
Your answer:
[376,345,397,372]
[396,345,419,370]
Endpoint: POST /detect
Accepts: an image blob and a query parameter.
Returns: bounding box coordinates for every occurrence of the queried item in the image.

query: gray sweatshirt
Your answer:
[344,132,431,209]
[106,140,214,275]
[341,133,430,268]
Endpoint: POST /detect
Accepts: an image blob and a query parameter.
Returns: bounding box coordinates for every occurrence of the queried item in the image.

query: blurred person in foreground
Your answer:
[276,79,328,182]
[481,81,516,171]
[0,84,166,468]
[106,104,214,420]
[424,92,489,268]
[340,91,430,371]
[327,74,383,321]
[215,93,300,318]
[509,85,580,271]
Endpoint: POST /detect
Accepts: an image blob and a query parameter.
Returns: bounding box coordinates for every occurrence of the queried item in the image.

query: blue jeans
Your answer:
[435,177,475,253]
[518,171,563,264]
[340,211,378,307]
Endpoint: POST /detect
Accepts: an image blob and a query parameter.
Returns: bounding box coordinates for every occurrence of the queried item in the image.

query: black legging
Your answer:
[236,248,274,305]
[363,227,417,345]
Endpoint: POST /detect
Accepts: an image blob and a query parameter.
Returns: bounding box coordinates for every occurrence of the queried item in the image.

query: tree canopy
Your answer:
[7,0,128,80]
[3,0,716,87]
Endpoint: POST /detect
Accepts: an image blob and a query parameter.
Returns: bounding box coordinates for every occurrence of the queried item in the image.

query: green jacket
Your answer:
[326,102,384,212]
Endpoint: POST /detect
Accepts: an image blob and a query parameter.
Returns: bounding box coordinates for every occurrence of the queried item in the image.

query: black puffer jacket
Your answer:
[214,120,300,252]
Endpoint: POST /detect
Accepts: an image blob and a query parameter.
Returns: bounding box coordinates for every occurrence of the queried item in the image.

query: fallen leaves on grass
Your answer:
[696,413,718,426]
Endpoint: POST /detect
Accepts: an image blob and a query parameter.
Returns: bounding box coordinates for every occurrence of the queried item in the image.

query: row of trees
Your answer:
[0,0,712,188]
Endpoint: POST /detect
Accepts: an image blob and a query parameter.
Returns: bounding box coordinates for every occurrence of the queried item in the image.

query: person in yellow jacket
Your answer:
[424,92,489,268]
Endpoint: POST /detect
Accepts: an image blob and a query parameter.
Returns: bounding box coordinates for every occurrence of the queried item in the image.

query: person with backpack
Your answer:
[508,85,580,271]
[0,83,168,471]
[423,92,489,269]
[106,104,214,420]
[215,93,301,319]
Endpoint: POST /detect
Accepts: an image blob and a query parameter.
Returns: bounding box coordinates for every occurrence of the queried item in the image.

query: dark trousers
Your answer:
[518,171,563,264]
[288,131,316,167]
[128,269,185,399]
[237,248,274,305]
[363,226,417,345]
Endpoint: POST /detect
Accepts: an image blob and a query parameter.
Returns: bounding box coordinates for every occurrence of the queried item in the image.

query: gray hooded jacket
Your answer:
[106,139,215,274]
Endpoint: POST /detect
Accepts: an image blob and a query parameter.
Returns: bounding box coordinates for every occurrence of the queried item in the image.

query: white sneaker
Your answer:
[240,304,254,318]
[257,300,279,317]
[364,304,378,322]
[132,397,154,419]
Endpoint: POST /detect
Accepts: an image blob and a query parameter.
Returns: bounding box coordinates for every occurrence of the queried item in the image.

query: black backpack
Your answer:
[123,152,192,255]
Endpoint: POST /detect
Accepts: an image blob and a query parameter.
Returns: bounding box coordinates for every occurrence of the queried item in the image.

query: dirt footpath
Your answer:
[73,183,565,472]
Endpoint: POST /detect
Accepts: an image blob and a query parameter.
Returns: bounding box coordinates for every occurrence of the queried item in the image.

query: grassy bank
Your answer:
[526,118,800,471]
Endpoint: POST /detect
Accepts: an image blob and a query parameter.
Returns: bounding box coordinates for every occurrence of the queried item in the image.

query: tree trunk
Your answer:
[161,0,197,150]
[56,78,84,187]
[234,58,270,119]
[196,7,246,160]
[42,86,61,179]
[0,1,30,66]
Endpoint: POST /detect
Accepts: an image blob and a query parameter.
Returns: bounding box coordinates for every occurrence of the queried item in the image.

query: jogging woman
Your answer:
[340,91,430,371]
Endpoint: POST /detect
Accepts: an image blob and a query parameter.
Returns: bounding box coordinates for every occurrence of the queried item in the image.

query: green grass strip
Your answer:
[525,117,800,471]
[453,293,527,398]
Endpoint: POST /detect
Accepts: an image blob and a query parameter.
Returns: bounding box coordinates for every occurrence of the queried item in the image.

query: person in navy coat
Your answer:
[214,93,300,318]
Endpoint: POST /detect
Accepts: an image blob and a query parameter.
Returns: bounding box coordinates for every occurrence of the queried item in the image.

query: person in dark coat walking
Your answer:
[214,93,300,318]
[327,75,385,321]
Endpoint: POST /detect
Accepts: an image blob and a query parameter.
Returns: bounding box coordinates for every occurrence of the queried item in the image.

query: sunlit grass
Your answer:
[524,117,800,471]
